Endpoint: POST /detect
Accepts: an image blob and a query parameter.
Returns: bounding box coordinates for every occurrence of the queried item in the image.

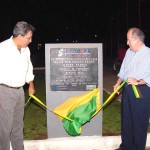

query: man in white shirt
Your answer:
[0,21,35,150]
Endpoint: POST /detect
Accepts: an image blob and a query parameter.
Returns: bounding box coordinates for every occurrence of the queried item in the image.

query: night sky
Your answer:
[0,0,120,42]
[0,0,150,66]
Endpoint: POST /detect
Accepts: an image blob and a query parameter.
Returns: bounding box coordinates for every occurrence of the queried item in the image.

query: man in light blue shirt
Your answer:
[118,44,150,87]
[114,28,150,150]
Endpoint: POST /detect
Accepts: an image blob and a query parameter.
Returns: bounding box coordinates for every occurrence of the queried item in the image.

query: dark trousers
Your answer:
[120,85,150,150]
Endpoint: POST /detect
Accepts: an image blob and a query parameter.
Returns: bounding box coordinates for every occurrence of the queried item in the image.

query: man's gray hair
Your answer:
[129,27,145,42]
[13,21,35,37]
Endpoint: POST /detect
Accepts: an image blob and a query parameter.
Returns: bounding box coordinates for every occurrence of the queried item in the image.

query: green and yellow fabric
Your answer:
[54,88,100,136]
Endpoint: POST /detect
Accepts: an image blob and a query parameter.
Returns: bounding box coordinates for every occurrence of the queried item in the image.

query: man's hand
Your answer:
[28,81,35,95]
[113,83,120,95]
[127,77,138,85]
[113,83,120,91]
[113,77,123,94]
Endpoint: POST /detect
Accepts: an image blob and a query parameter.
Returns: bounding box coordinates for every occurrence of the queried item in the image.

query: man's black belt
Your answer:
[0,84,22,89]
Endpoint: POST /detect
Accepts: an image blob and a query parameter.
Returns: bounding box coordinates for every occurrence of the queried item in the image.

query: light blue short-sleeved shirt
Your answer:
[118,44,150,87]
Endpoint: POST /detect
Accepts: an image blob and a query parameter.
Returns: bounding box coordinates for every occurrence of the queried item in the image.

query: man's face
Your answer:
[21,31,33,48]
[127,30,138,51]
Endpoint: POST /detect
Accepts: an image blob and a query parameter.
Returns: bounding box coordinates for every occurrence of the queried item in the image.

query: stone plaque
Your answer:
[50,48,98,91]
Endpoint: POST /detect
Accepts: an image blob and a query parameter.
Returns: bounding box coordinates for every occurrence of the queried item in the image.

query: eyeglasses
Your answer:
[24,36,32,40]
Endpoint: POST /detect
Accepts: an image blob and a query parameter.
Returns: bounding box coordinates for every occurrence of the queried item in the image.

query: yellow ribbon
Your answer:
[27,94,73,122]
[132,85,140,98]
[92,80,126,117]
[25,96,32,107]
[25,79,140,123]
[25,80,126,122]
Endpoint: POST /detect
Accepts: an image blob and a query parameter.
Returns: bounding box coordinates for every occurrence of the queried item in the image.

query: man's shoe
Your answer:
[114,148,121,150]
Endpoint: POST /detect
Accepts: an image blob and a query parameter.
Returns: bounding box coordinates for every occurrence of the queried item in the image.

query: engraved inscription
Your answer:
[50,48,98,91]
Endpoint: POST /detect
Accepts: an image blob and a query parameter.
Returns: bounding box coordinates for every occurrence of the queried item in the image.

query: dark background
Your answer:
[0,0,150,67]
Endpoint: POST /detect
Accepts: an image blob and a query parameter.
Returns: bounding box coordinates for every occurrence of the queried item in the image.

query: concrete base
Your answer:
[10,134,150,150]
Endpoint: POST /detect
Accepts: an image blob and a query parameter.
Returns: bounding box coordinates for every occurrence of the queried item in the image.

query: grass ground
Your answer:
[24,73,150,140]
[24,73,47,140]
[103,93,122,136]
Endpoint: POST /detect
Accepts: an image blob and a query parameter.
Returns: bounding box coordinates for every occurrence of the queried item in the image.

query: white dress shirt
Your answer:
[0,37,34,87]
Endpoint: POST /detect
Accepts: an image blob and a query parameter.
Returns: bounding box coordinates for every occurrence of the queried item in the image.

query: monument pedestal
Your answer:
[45,43,103,138]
